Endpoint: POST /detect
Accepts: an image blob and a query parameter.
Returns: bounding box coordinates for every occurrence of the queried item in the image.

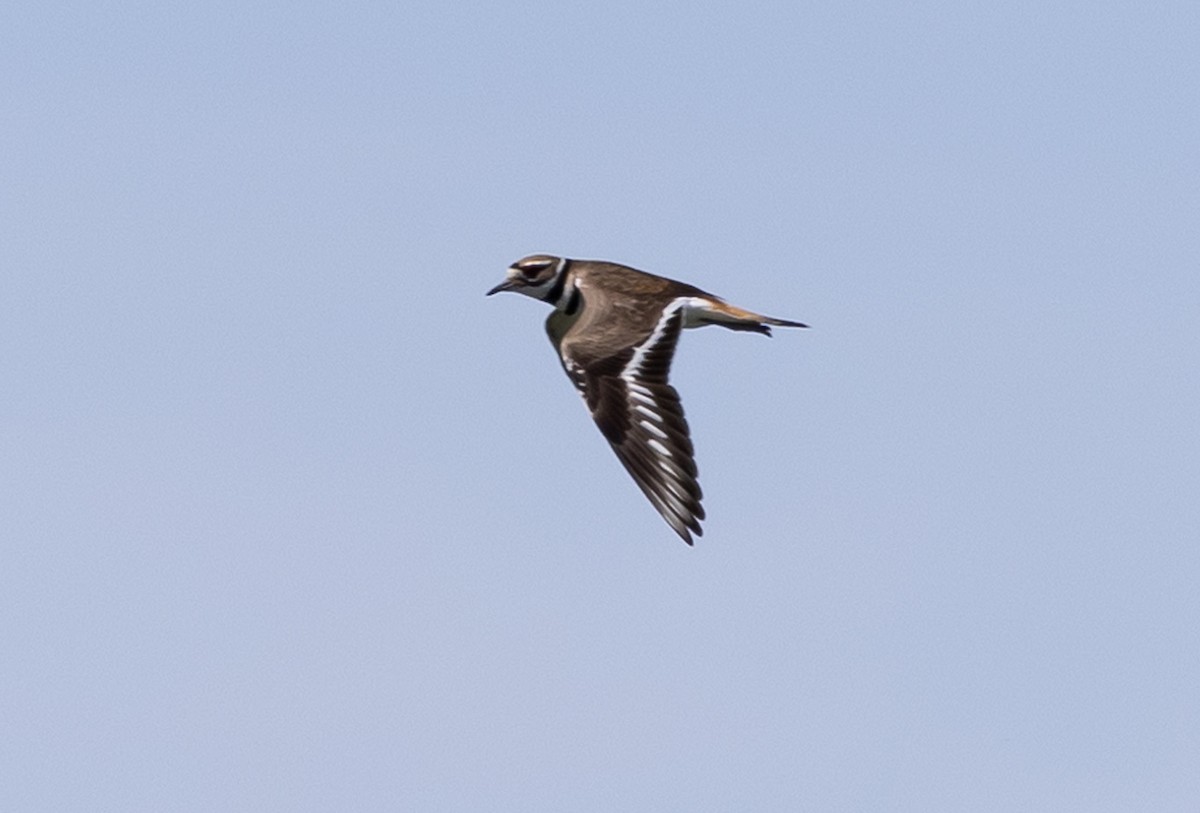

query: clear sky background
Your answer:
[3,2,1198,810]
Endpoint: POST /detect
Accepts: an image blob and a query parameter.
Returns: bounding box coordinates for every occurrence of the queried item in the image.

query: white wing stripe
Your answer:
[647,438,672,458]
[639,419,668,439]
[621,299,686,384]
[634,404,663,421]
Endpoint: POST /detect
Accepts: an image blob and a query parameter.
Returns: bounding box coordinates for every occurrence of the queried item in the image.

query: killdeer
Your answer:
[487,254,807,545]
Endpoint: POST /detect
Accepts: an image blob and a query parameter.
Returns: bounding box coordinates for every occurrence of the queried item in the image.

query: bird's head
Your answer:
[486,254,566,301]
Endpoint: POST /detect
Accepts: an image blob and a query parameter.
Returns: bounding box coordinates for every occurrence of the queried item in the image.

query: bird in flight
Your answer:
[488,255,807,544]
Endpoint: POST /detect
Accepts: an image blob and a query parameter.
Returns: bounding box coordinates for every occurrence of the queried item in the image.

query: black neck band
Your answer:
[545,259,570,307]
[563,284,581,315]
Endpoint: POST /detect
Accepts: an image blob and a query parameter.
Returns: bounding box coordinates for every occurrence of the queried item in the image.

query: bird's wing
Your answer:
[562,301,704,544]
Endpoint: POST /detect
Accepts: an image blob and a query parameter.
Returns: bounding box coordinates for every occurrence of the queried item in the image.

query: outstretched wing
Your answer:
[563,303,705,544]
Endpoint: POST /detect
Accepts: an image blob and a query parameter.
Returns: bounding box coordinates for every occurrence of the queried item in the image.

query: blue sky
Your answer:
[3,1,1198,809]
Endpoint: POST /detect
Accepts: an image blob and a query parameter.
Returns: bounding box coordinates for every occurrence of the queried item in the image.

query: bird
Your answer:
[487,254,807,545]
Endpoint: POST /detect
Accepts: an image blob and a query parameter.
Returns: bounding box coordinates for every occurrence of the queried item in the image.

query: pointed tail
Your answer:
[698,299,809,335]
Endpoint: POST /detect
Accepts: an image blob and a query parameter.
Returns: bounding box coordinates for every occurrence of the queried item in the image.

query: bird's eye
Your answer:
[521,267,541,279]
